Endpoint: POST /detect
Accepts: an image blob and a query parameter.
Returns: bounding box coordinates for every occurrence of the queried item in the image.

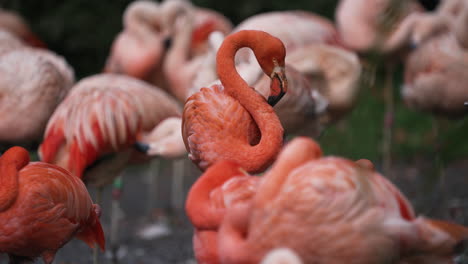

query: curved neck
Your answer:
[0,146,29,212]
[164,10,196,102]
[216,31,284,173]
[186,161,244,230]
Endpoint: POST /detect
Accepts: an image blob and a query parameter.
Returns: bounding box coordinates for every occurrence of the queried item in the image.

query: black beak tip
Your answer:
[267,92,285,107]
[134,142,150,154]
[163,37,172,50]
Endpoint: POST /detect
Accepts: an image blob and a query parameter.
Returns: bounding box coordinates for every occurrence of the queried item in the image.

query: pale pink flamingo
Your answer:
[208,137,468,264]
[0,47,74,151]
[0,8,46,48]
[161,0,227,102]
[104,0,232,92]
[335,0,431,175]
[38,73,186,262]
[253,44,362,136]
[0,146,104,264]
[104,1,167,87]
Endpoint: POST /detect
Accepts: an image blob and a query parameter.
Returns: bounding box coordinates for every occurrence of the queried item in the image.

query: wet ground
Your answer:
[1,156,467,264]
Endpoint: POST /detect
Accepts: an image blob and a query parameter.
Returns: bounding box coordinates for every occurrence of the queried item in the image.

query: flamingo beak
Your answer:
[268,65,287,107]
[134,141,150,154]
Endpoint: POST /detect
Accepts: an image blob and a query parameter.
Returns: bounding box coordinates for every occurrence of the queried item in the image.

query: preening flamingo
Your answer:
[182,30,288,173]
[104,0,232,92]
[104,1,167,86]
[0,8,46,48]
[0,47,74,151]
[208,137,468,264]
[0,146,104,264]
[161,0,227,102]
[185,160,259,264]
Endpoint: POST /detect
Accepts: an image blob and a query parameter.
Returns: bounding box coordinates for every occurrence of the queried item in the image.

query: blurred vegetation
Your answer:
[2,0,466,163]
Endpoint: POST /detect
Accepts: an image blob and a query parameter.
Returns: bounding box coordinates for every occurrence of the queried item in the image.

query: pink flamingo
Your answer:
[104,0,232,92]
[104,1,166,86]
[182,30,287,173]
[0,46,74,151]
[0,146,104,264]
[253,44,362,136]
[207,137,468,264]
[38,73,186,261]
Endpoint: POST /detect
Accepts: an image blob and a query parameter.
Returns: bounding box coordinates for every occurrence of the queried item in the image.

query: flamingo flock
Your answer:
[0,0,467,264]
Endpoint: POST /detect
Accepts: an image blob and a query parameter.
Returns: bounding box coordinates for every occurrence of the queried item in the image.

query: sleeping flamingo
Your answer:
[0,45,74,152]
[206,137,468,264]
[0,146,104,264]
[253,44,362,136]
[104,0,232,91]
[104,1,166,86]
[0,8,46,48]
[182,30,287,174]
[38,73,185,261]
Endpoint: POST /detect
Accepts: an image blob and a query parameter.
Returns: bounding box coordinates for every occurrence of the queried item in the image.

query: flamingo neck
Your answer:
[0,147,29,212]
[186,161,244,230]
[216,30,284,173]
[164,11,196,102]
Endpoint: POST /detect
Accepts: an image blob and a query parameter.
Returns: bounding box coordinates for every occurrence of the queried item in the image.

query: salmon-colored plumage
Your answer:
[182,30,287,173]
[211,137,468,264]
[0,146,104,263]
[39,73,183,186]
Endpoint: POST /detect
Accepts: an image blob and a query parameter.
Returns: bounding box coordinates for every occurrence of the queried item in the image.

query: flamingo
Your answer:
[0,8,46,48]
[206,137,468,264]
[0,46,74,152]
[182,30,288,174]
[104,1,167,86]
[104,0,232,91]
[38,73,186,261]
[253,44,362,136]
[335,0,434,175]
[161,0,226,102]
[0,146,105,264]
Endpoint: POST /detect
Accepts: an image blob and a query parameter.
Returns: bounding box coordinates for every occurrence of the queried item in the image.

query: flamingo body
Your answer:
[214,138,468,264]
[0,146,104,263]
[0,48,73,145]
[182,30,287,173]
[39,73,182,186]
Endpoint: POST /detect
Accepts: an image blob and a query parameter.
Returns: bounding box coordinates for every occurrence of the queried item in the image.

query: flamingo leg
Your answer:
[171,158,185,212]
[146,158,161,217]
[382,64,395,177]
[93,186,104,264]
[110,175,124,264]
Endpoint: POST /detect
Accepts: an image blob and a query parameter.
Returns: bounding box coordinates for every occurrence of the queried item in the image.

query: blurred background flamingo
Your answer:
[38,73,186,262]
[0,146,105,264]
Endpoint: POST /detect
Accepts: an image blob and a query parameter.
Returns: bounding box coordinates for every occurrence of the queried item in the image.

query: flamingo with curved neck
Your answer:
[182,30,287,173]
